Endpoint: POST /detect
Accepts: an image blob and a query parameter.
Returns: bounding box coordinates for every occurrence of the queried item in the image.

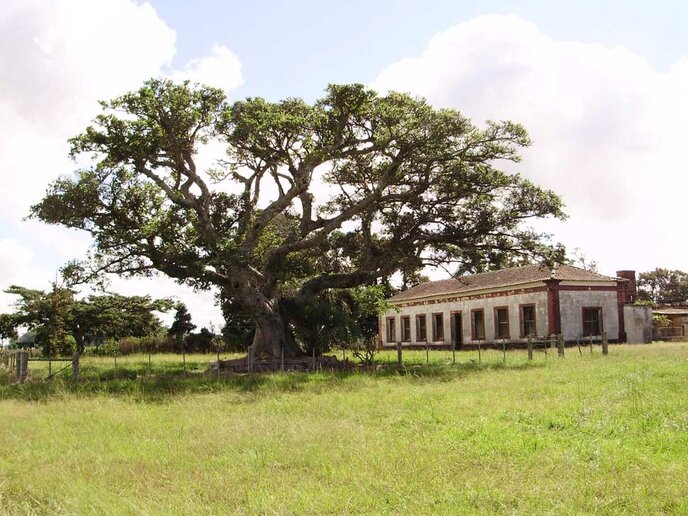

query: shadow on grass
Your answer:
[0,355,545,404]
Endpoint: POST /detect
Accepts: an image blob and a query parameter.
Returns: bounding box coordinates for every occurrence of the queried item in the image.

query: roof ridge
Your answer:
[389,263,622,303]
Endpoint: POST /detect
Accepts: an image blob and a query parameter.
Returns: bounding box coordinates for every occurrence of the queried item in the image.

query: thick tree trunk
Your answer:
[251,311,301,358]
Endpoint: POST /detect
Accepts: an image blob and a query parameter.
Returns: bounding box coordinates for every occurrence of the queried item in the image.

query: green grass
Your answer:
[1,344,688,514]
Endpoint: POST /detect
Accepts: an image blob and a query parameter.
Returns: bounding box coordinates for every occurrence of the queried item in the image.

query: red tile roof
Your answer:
[389,264,622,303]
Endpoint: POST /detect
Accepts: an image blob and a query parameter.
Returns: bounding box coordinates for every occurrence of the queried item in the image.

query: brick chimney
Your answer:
[616,270,637,304]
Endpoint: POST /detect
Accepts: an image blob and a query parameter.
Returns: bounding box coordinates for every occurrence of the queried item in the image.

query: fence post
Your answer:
[426,341,429,364]
[281,347,284,372]
[527,336,533,360]
[19,351,28,382]
[72,352,79,382]
[589,335,593,354]
[557,334,565,357]
[247,345,254,373]
[312,346,316,371]
[602,332,608,355]
[577,337,582,356]
[477,341,482,363]
[452,342,456,364]
[15,351,21,379]
[502,339,506,363]
[396,341,403,368]
[182,341,186,373]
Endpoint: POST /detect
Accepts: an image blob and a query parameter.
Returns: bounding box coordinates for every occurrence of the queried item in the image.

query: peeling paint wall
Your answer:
[624,305,652,343]
[383,290,549,346]
[558,290,619,341]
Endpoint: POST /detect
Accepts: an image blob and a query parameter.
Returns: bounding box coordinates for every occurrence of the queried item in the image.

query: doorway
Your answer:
[451,312,463,350]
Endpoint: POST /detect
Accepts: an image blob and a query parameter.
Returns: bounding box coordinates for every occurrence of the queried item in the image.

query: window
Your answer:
[416,314,427,342]
[494,307,510,339]
[386,317,396,343]
[521,305,537,337]
[582,307,602,336]
[471,309,485,340]
[401,316,411,342]
[432,313,444,341]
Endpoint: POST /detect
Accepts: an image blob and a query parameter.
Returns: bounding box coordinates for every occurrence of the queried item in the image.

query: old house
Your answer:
[380,264,648,348]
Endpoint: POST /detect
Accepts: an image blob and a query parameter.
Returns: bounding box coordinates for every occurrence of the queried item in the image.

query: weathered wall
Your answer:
[624,305,652,343]
[558,289,619,341]
[383,289,549,346]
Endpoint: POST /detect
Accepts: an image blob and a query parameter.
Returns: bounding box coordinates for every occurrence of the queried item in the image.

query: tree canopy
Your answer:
[32,79,566,357]
[638,268,688,305]
[1,285,173,354]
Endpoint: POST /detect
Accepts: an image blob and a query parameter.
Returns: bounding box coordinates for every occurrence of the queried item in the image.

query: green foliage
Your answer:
[0,313,19,341]
[219,294,255,352]
[638,268,688,304]
[168,303,196,351]
[32,78,567,357]
[652,314,672,327]
[184,327,215,353]
[285,285,388,357]
[1,284,173,355]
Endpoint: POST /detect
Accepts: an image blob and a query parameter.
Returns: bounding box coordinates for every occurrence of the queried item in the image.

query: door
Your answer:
[451,312,463,350]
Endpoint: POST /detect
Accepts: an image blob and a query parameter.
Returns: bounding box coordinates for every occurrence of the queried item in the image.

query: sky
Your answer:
[1,0,687,331]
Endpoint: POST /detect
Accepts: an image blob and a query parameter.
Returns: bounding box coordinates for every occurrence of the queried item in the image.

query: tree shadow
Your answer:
[0,356,546,404]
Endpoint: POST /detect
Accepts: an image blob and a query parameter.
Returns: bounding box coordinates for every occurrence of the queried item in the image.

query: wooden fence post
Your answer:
[281,347,284,372]
[602,332,608,355]
[527,336,533,360]
[502,339,506,363]
[452,342,456,364]
[396,341,403,368]
[312,346,316,371]
[247,345,254,373]
[15,351,21,379]
[477,341,482,363]
[557,334,565,357]
[182,340,186,373]
[19,351,28,382]
[577,337,582,356]
[426,341,429,364]
[72,352,79,382]
[589,335,593,354]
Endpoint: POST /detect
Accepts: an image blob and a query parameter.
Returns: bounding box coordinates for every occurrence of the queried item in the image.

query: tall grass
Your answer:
[1,343,687,514]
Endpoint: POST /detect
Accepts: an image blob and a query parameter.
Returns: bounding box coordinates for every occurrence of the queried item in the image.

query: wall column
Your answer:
[545,279,562,336]
[617,281,627,342]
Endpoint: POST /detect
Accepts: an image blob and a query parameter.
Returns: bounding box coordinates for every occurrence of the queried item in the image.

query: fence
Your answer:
[654,326,685,340]
[1,349,80,383]
[389,332,609,366]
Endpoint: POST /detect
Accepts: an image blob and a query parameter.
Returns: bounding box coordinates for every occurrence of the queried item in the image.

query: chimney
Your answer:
[616,270,637,304]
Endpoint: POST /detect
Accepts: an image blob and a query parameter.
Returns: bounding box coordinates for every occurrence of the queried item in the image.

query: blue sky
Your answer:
[152,0,688,99]
[1,0,687,329]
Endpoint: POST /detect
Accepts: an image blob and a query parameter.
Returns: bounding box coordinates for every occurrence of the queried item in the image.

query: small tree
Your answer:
[168,303,196,352]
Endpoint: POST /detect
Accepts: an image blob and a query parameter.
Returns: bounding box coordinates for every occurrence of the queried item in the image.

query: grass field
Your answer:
[1,343,687,514]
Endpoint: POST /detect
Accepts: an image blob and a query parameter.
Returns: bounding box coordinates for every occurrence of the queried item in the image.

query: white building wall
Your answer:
[558,290,619,341]
[383,290,549,346]
[623,305,652,344]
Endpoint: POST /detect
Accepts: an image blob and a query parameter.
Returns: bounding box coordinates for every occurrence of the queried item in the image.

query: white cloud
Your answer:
[373,14,688,275]
[107,276,222,329]
[171,44,244,93]
[0,0,245,328]
[0,0,177,217]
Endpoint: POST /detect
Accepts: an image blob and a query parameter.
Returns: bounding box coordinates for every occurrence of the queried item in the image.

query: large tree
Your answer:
[638,268,688,304]
[32,79,565,358]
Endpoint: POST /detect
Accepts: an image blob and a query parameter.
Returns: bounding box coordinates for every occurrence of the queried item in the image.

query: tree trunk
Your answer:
[251,311,301,358]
